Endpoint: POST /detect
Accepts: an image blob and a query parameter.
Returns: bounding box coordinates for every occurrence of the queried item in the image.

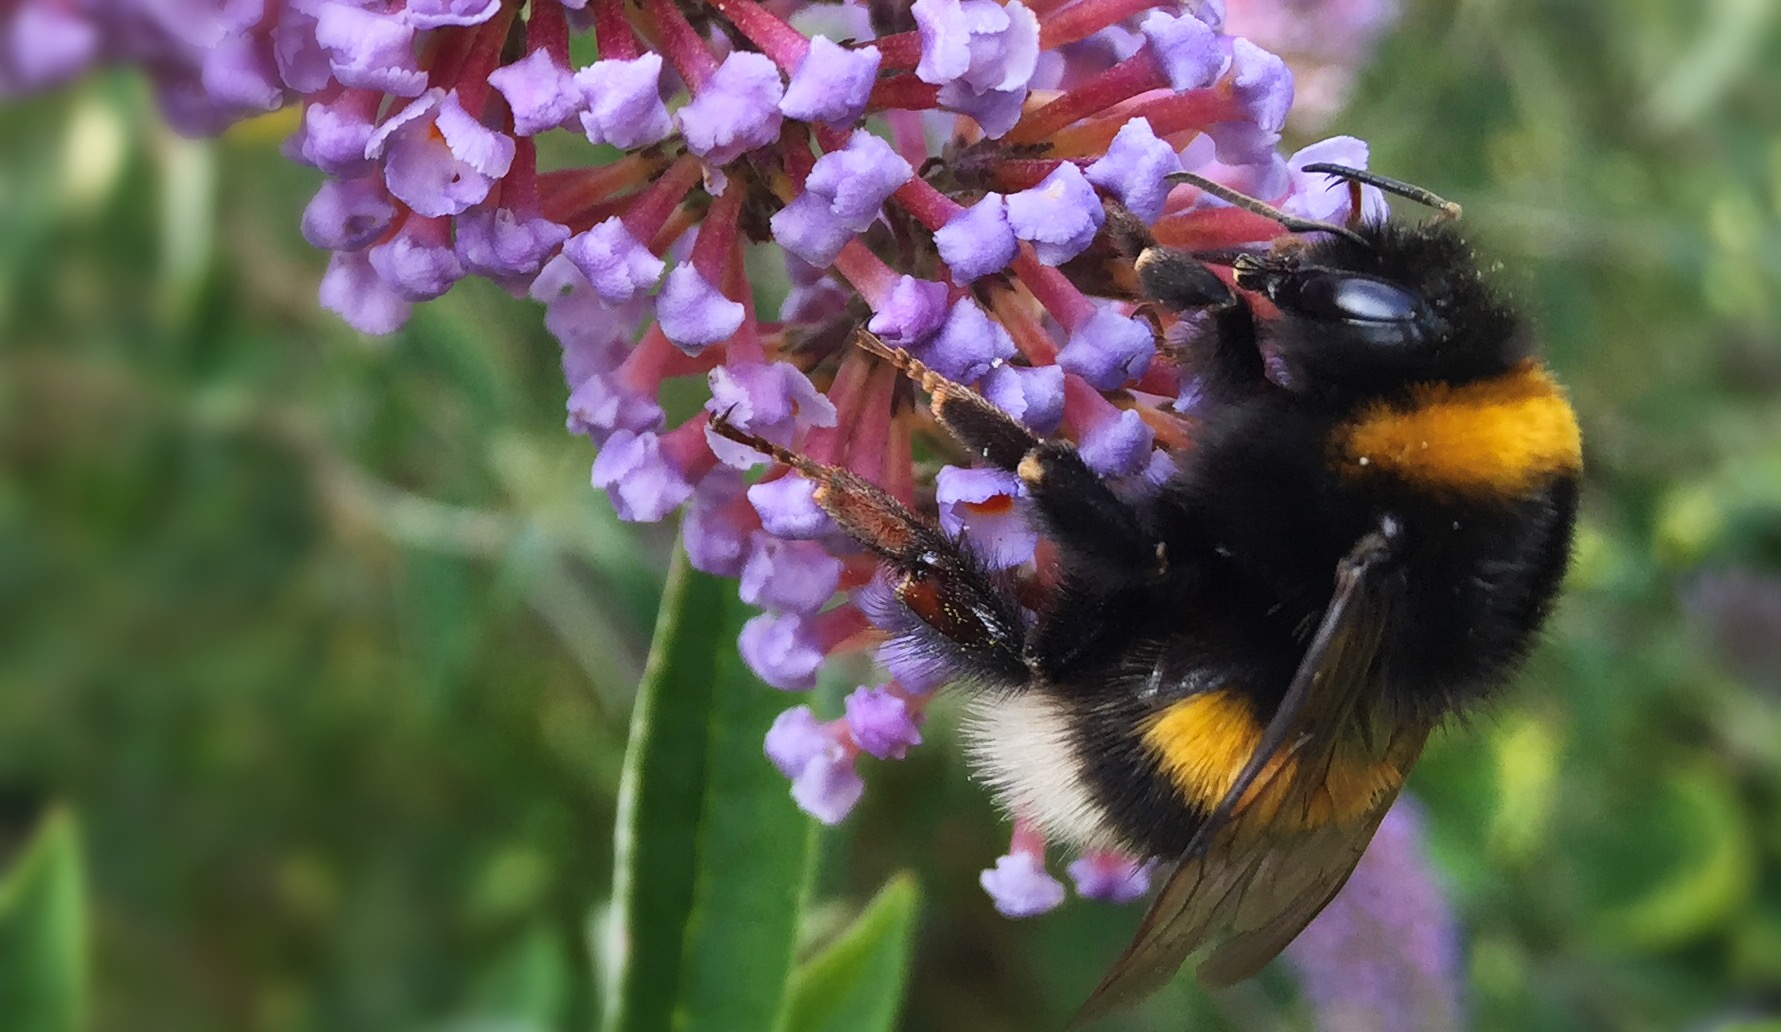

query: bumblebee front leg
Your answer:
[853,334,1163,580]
[709,418,1031,688]
[1136,245,1266,401]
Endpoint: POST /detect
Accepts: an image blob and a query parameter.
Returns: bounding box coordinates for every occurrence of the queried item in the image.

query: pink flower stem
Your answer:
[844,358,897,485]
[527,0,571,65]
[984,157,1067,192]
[420,27,473,91]
[592,0,642,61]
[662,414,722,483]
[1063,373,1120,435]
[886,110,929,169]
[614,326,679,395]
[1055,86,1234,154]
[651,203,704,254]
[778,123,818,183]
[535,154,669,226]
[867,75,942,114]
[1153,205,1286,249]
[987,285,1061,365]
[501,137,540,210]
[883,408,917,507]
[723,236,766,363]
[640,0,719,89]
[886,175,964,231]
[1009,816,1048,858]
[1006,50,1166,145]
[804,348,873,465]
[872,31,921,70]
[831,240,901,310]
[691,185,744,286]
[1133,399,1194,450]
[1039,0,1161,49]
[447,5,518,112]
[1012,250,1095,331]
[706,0,811,69]
[814,604,872,654]
[618,154,704,245]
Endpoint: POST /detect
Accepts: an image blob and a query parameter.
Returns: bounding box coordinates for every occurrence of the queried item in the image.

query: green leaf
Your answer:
[0,808,88,1032]
[780,874,921,1032]
[603,548,816,1032]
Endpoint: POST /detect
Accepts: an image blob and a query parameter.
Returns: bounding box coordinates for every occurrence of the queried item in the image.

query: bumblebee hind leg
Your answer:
[709,416,1031,689]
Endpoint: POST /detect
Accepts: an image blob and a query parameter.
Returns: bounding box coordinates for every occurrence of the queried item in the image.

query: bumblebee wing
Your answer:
[1071,517,1411,1026]
[1195,723,1428,987]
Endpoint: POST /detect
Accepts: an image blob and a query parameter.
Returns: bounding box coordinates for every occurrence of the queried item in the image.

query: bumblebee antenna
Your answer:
[1298,163,1463,222]
[1165,170,1369,247]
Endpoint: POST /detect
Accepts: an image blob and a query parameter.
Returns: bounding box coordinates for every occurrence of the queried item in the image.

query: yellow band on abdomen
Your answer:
[1141,691,1402,831]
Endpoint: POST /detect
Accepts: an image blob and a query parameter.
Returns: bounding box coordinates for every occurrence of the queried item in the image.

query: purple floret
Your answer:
[657,264,744,351]
[749,476,831,540]
[844,686,923,760]
[764,706,864,824]
[865,275,950,346]
[1076,406,1154,477]
[576,54,673,150]
[981,364,1065,433]
[1138,9,1228,91]
[564,217,666,305]
[313,2,426,97]
[1005,163,1105,266]
[1085,117,1183,224]
[319,248,412,335]
[935,466,1036,569]
[1067,851,1154,904]
[455,203,571,281]
[590,429,697,522]
[740,612,827,691]
[489,49,583,136]
[367,218,465,301]
[1058,308,1155,389]
[740,534,844,614]
[934,193,1019,284]
[367,89,515,219]
[771,130,912,265]
[980,851,1066,918]
[402,0,501,29]
[301,177,396,252]
[780,37,880,127]
[677,50,785,165]
[918,300,1017,384]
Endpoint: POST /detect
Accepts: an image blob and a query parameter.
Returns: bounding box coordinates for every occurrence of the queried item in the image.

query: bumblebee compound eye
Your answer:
[1292,273,1425,324]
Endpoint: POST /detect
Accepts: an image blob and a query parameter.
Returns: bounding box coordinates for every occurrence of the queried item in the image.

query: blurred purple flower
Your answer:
[1068,851,1155,904]
[843,685,924,760]
[981,824,1067,917]
[1286,799,1464,1032]
[1005,163,1105,266]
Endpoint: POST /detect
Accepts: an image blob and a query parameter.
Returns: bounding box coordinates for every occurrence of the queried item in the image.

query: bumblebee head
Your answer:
[1236,220,1532,403]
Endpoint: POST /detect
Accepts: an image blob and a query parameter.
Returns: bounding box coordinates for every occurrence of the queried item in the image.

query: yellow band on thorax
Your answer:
[1335,361,1582,498]
[1141,691,1403,831]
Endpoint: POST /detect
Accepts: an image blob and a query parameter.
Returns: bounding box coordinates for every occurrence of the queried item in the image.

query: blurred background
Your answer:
[2,0,1779,1029]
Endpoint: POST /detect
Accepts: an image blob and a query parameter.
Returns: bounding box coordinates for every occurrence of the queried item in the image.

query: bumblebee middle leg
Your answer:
[853,333,1163,581]
[709,417,1031,689]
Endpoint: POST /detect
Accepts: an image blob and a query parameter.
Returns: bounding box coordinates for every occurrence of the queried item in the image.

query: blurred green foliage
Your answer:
[1,1,1778,1030]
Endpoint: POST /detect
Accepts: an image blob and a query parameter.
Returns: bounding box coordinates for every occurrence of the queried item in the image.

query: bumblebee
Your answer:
[715,165,1580,1021]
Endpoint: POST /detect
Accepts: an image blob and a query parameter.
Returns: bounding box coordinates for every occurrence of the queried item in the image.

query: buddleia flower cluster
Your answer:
[1,0,1408,919]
